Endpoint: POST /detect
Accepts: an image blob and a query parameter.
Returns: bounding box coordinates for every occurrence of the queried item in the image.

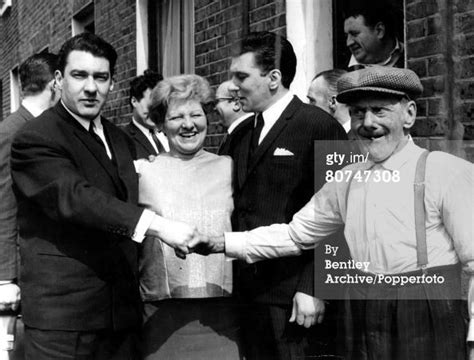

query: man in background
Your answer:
[307,69,351,133]
[123,70,168,158]
[344,0,404,68]
[0,51,59,360]
[0,52,59,313]
[215,80,253,155]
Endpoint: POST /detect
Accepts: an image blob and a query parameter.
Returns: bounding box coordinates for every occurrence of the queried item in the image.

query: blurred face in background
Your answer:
[132,88,155,129]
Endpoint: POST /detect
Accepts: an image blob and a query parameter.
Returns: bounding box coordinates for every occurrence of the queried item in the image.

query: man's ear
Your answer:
[54,70,63,90]
[130,96,138,108]
[375,22,386,40]
[403,100,417,130]
[109,79,115,92]
[268,69,282,90]
[329,95,337,113]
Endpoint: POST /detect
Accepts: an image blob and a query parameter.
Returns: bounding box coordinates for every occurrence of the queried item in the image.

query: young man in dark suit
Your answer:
[10,33,198,360]
[122,70,168,158]
[226,31,347,359]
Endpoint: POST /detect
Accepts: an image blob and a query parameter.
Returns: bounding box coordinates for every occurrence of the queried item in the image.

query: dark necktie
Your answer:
[249,113,264,157]
[89,121,106,151]
[150,129,166,154]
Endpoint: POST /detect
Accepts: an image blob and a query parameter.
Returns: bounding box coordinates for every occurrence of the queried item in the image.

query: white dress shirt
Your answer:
[256,91,294,144]
[132,118,169,153]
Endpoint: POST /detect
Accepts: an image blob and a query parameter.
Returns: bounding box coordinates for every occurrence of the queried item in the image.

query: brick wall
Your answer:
[96,0,137,124]
[0,0,137,125]
[195,0,286,151]
[406,0,474,160]
[0,1,19,117]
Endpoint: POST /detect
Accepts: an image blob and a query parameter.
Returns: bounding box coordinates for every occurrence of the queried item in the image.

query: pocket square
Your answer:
[273,147,294,156]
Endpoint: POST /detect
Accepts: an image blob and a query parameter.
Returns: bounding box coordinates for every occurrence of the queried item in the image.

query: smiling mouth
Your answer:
[179,132,198,138]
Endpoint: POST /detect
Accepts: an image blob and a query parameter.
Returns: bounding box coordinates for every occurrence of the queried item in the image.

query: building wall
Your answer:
[406,0,474,160]
[0,0,137,124]
[1,0,472,157]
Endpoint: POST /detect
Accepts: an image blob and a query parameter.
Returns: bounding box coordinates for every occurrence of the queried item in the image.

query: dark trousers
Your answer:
[24,326,139,360]
[344,264,468,360]
[240,303,339,360]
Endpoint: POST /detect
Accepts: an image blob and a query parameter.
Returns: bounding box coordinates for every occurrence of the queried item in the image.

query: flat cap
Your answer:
[336,66,423,104]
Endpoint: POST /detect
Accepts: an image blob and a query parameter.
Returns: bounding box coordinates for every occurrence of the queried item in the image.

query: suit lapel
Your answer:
[56,103,126,196]
[104,121,137,202]
[128,123,157,156]
[243,97,300,184]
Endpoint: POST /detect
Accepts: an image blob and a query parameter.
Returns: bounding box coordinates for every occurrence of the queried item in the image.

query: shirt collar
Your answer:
[21,102,44,118]
[348,38,403,67]
[132,117,155,135]
[62,100,101,131]
[259,91,294,127]
[228,113,254,134]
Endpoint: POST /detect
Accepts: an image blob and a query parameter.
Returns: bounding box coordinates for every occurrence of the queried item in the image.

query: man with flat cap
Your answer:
[191,66,473,360]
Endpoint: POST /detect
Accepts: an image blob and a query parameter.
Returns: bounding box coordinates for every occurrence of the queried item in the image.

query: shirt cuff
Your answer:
[0,281,13,285]
[468,319,474,342]
[224,232,247,260]
[132,209,155,243]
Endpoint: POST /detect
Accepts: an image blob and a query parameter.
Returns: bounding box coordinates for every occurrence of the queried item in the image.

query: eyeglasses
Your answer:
[213,97,236,110]
[215,97,235,103]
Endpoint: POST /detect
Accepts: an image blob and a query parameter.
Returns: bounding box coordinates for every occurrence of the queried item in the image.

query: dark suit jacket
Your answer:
[0,106,33,280]
[122,121,158,159]
[11,102,144,331]
[228,96,347,306]
[218,115,254,156]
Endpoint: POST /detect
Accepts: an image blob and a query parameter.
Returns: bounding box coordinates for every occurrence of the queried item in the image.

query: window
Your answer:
[147,0,195,76]
[332,0,405,68]
[72,2,95,36]
[10,66,20,113]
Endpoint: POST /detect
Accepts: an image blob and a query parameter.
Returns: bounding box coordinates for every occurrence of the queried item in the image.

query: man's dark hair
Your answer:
[238,31,297,89]
[129,69,163,104]
[57,33,118,77]
[343,0,400,40]
[19,52,58,96]
[313,69,348,95]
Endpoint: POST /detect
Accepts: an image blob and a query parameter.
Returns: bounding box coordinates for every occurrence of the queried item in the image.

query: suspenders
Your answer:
[344,150,431,272]
[414,150,430,272]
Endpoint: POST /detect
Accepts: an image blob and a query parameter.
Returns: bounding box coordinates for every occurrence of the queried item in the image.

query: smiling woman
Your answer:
[134,74,242,360]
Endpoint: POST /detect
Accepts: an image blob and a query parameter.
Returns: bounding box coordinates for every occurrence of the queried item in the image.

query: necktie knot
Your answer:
[149,128,166,153]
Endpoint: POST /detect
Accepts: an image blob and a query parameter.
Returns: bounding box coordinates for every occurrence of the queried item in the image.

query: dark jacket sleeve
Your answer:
[11,128,143,238]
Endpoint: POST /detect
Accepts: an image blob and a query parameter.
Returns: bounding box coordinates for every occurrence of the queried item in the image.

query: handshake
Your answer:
[147,215,226,259]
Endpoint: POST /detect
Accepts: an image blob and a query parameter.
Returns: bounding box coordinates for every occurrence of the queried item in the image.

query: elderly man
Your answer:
[192,66,473,360]
[215,80,253,155]
[344,0,404,68]
[307,69,351,133]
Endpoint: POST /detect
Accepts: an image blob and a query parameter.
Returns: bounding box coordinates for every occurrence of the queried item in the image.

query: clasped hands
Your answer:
[149,216,224,259]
